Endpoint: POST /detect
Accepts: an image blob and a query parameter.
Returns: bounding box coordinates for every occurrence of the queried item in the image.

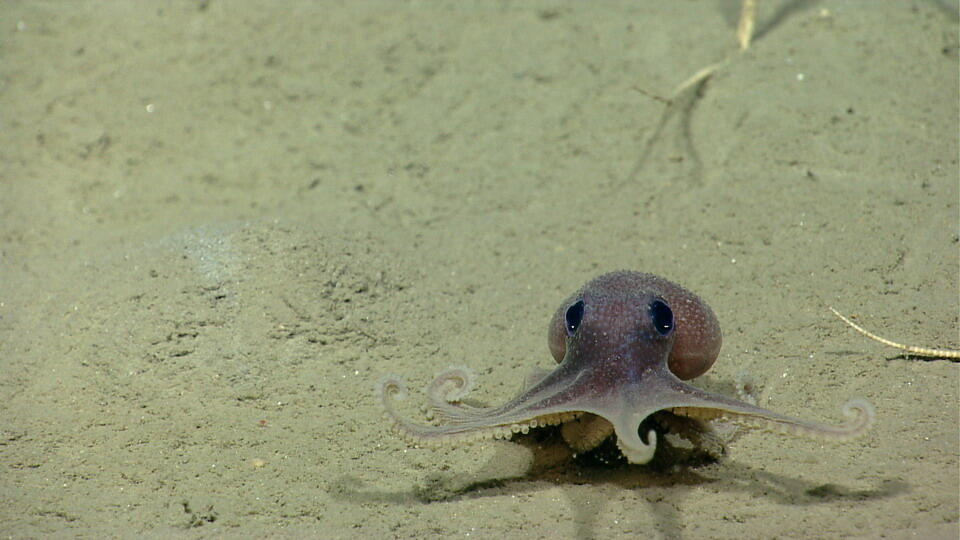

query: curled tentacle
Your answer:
[426,367,475,405]
[423,367,493,423]
[617,429,657,464]
[380,375,581,447]
[673,398,875,441]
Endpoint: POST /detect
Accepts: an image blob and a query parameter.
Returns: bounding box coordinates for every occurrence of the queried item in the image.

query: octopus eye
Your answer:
[649,299,674,336]
[565,300,585,335]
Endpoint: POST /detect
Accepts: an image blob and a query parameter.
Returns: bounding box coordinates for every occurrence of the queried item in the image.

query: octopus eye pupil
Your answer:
[649,300,673,336]
[565,300,585,335]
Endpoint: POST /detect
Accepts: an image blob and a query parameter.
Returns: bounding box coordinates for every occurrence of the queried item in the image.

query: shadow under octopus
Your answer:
[379,271,874,465]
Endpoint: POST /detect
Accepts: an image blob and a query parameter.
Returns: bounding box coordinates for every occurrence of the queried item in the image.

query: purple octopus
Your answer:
[379,271,874,464]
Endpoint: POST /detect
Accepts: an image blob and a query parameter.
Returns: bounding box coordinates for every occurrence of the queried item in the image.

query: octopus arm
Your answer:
[672,397,875,441]
[379,375,582,447]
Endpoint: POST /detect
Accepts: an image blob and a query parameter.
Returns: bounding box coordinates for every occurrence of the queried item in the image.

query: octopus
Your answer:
[379,271,875,465]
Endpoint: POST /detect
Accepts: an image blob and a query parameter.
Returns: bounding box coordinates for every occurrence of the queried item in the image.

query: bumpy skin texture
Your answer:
[548,272,722,381]
[380,271,875,464]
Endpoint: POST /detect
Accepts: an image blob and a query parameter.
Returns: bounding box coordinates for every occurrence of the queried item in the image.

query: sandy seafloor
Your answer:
[2,1,958,538]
